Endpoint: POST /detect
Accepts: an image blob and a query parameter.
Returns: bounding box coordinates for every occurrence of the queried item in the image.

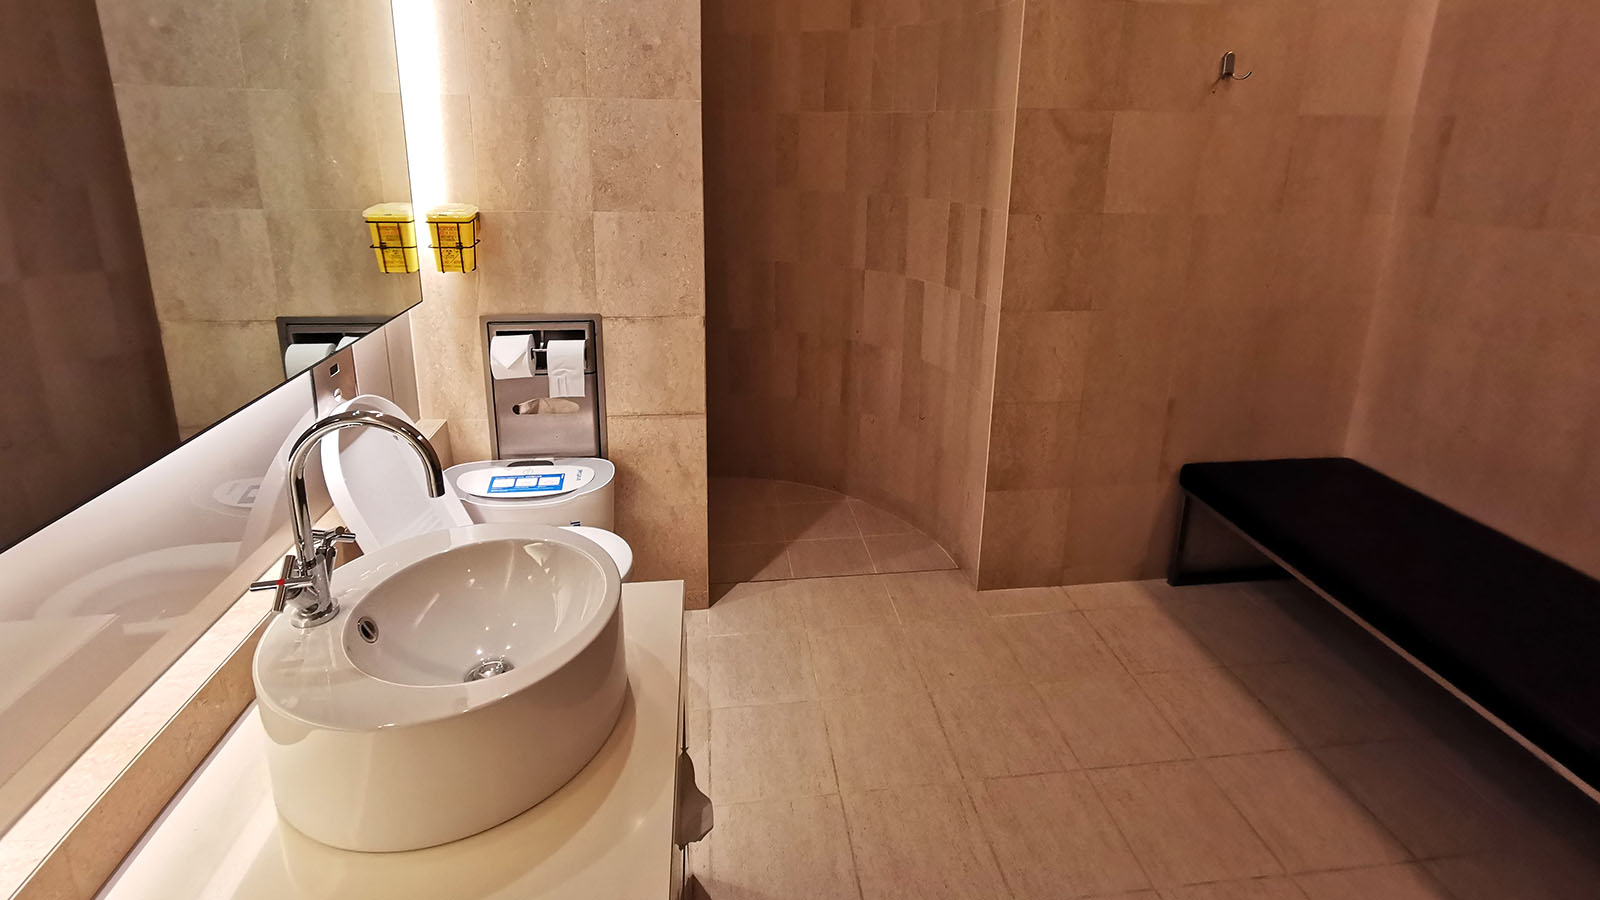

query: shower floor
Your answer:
[683,568,1600,900]
[707,478,957,590]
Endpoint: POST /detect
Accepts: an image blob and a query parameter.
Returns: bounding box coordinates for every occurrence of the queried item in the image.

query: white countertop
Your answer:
[97,581,686,900]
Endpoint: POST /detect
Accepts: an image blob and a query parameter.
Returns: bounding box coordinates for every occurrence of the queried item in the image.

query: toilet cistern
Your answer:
[250,409,445,627]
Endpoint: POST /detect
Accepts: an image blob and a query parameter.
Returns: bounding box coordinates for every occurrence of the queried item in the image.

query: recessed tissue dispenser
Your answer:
[484,317,606,459]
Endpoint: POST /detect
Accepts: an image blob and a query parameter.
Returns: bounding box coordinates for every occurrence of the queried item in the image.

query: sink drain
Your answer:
[356,617,379,643]
[464,657,514,681]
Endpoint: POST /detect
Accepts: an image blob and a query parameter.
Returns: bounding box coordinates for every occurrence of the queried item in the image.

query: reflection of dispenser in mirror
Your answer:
[484,318,606,459]
[277,317,388,378]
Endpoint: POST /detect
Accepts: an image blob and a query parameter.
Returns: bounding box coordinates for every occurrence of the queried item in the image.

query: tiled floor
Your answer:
[683,572,1600,900]
[708,478,957,589]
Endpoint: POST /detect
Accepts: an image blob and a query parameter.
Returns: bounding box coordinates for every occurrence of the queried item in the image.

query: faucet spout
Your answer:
[254,409,446,627]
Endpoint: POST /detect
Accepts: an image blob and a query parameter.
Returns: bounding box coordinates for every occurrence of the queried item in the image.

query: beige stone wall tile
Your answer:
[608,414,708,588]
[1010,109,1111,214]
[266,210,420,317]
[139,209,277,322]
[974,488,1064,589]
[589,99,704,212]
[602,317,707,416]
[1115,2,1216,113]
[593,212,706,317]
[1282,115,1385,214]
[158,320,281,431]
[584,0,702,101]
[97,0,243,88]
[474,98,593,212]
[234,0,392,91]
[462,0,586,98]
[1015,0,1126,112]
[246,89,383,211]
[115,85,260,210]
[475,211,596,314]
[1103,111,1207,214]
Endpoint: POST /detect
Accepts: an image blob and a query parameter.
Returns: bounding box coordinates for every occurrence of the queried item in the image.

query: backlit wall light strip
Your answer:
[391,0,447,273]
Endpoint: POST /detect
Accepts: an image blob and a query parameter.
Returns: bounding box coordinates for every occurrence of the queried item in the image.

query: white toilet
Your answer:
[320,394,633,578]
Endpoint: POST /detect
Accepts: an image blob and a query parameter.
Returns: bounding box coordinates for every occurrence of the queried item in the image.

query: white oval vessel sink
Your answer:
[252,524,627,852]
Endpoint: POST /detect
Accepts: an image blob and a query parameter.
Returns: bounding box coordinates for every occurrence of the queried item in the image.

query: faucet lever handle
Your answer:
[249,555,300,613]
[311,527,358,557]
[312,526,357,545]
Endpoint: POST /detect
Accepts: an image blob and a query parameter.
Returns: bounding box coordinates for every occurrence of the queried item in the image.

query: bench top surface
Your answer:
[1180,457,1600,787]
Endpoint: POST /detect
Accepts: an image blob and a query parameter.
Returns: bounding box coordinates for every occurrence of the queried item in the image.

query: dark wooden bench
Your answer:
[1169,456,1600,799]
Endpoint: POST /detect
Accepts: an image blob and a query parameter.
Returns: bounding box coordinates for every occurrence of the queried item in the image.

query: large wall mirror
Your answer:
[0,0,421,553]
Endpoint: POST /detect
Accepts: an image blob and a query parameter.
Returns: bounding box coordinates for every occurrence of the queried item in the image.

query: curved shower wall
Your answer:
[703,0,1023,571]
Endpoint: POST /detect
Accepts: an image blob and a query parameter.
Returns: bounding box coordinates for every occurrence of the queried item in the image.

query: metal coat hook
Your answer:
[1219,51,1251,81]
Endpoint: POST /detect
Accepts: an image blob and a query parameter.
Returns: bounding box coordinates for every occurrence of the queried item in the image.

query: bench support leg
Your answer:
[1167,493,1288,587]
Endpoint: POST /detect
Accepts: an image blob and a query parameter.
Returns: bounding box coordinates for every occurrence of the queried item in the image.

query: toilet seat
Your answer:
[562,526,633,582]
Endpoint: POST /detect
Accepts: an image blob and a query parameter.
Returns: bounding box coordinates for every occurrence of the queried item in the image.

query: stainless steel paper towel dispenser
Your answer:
[483,316,606,459]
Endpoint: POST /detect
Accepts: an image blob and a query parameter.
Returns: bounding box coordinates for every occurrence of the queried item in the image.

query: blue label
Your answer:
[486,473,566,494]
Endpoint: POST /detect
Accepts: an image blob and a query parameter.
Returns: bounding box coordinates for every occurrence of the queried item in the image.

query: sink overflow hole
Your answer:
[356,617,379,643]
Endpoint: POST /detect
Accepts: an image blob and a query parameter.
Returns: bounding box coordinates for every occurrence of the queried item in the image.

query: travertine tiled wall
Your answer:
[1350,0,1600,578]
[96,0,419,435]
[0,0,178,548]
[404,0,710,601]
[976,0,1437,586]
[703,0,1024,574]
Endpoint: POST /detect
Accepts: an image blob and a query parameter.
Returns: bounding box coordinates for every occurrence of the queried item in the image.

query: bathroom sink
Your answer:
[342,535,614,686]
[252,523,627,852]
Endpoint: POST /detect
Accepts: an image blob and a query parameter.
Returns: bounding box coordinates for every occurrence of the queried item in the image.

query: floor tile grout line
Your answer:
[1078,759,1163,894]
[1022,680,1085,772]
[1190,734,1297,881]
[1077,602,1202,762]
[829,787,872,900]
[1131,664,1302,762]
[950,773,1022,900]
[813,684,869,900]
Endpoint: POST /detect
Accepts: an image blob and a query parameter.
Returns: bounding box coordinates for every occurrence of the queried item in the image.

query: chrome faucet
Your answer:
[250,409,445,627]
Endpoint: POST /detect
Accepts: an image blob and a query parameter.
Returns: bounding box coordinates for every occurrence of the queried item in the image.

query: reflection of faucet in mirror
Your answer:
[250,410,445,627]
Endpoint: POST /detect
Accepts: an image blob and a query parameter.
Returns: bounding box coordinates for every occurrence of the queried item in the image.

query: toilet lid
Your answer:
[321,395,472,552]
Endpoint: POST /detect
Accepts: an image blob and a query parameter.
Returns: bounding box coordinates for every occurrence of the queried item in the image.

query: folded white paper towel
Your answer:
[489,334,534,380]
[546,339,586,398]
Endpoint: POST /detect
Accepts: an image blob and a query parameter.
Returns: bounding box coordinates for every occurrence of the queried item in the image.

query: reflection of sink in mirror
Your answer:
[0,616,122,782]
[253,524,626,852]
[35,543,241,635]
